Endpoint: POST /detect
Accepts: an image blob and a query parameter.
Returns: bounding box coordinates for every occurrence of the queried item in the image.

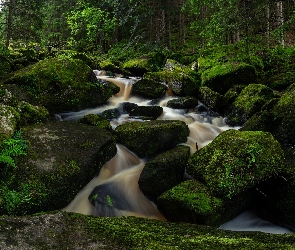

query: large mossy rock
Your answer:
[1,211,295,249]
[139,145,190,201]
[144,59,201,97]
[157,179,251,227]
[0,121,117,216]
[77,113,112,131]
[114,120,189,158]
[132,79,167,99]
[241,84,295,168]
[201,62,257,94]
[3,58,118,113]
[186,129,285,198]
[197,86,226,114]
[225,84,275,126]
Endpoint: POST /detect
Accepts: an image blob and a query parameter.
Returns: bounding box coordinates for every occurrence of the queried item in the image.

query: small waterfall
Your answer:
[63,71,292,234]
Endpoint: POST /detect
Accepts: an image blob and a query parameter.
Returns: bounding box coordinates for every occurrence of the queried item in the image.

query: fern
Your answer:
[0,130,27,169]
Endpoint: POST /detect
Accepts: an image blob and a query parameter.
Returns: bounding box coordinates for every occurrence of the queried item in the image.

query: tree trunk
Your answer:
[276,1,284,46]
[5,0,14,48]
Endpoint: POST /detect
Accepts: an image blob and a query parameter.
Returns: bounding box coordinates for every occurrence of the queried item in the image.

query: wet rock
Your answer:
[129,105,163,120]
[115,120,189,158]
[132,79,167,99]
[139,145,190,201]
[0,121,117,216]
[166,96,198,109]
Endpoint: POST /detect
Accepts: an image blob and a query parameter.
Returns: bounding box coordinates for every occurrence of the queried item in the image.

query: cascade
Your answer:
[63,72,292,234]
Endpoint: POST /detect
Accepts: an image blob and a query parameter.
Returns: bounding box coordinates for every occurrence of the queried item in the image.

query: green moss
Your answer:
[201,62,257,94]
[157,179,250,227]
[187,129,285,198]
[77,114,113,131]
[225,84,274,126]
[132,79,167,99]
[115,120,189,158]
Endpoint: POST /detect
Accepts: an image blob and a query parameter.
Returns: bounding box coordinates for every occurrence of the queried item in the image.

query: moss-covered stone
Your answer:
[187,129,285,198]
[144,59,201,97]
[157,179,251,227]
[77,114,113,131]
[225,84,274,126]
[3,58,116,113]
[17,101,50,127]
[0,121,117,216]
[197,87,226,114]
[132,79,167,99]
[123,58,152,76]
[201,62,257,94]
[0,87,19,107]
[0,104,20,138]
[139,145,190,201]
[115,120,190,158]
[129,105,163,120]
[0,211,295,249]
[101,108,121,120]
[166,96,198,109]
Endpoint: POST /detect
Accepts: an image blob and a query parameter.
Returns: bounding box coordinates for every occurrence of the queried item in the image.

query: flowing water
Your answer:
[62,71,292,234]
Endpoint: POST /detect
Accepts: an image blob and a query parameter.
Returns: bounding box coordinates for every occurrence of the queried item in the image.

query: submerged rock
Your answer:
[187,129,285,198]
[139,145,190,201]
[157,179,251,227]
[0,121,117,216]
[115,120,189,158]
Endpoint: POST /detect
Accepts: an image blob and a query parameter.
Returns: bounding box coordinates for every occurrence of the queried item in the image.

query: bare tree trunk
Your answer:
[266,3,270,46]
[6,0,14,48]
[276,1,284,46]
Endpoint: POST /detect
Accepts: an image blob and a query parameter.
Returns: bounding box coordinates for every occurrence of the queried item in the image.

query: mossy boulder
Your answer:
[114,120,189,158]
[0,104,20,138]
[0,121,117,216]
[139,145,190,201]
[3,58,118,113]
[197,87,226,114]
[166,96,198,109]
[144,59,201,96]
[122,58,153,76]
[17,101,50,127]
[201,62,257,94]
[129,105,163,120]
[77,114,112,131]
[132,79,167,99]
[186,129,285,198]
[241,84,295,168]
[0,87,19,107]
[157,179,251,227]
[225,84,275,126]
[0,211,295,249]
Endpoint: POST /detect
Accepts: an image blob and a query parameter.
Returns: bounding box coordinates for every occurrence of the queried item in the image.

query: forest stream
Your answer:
[61,71,292,234]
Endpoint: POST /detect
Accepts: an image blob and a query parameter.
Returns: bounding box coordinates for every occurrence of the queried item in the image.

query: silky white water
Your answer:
[63,72,292,234]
